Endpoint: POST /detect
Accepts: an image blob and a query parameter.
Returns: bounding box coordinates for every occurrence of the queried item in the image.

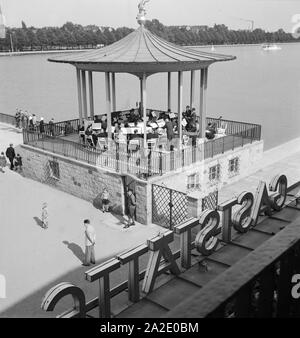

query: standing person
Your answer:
[0,152,7,173]
[28,116,34,131]
[164,118,174,150]
[39,117,45,133]
[101,188,110,213]
[49,118,55,136]
[124,189,136,228]
[5,143,15,170]
[41,202,48,229]
[15,109,20,128]
[32,114,37,130]
[83,219,96,266]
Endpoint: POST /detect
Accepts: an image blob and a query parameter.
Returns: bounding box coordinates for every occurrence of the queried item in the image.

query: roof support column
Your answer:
[140,74,147,149]
[111,73,116,112]
[105,72,112,142]
[81,70,88,120]
[76,68,83,124]
[167,72,172,111]
[88,71,94,119]
[178,71,183,150]
[190,70,195,109]
[200,68,208,139]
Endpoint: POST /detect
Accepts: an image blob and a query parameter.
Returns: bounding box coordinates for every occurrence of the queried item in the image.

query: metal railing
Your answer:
[22,114,262,179]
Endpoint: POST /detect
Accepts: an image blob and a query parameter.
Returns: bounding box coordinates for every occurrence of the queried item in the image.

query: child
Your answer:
[0,152,7,173]
[41,202,48,229]
[15,154,23,172]
[101,188,110,213]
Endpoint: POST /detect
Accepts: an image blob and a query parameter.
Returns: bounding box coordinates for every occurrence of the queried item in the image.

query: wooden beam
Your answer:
[141,74,147,149]
[178,71,183,150]
[81,70,88,120]
[190,70,195,109]
[111,72,116,112]
[88,71,94,119]
[76,68,83,124]
[168,72,172,110]
[200,68,208,138]
[105,72,112,141]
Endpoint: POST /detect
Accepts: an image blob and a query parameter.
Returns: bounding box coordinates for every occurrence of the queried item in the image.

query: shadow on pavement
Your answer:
[63,241,85,263]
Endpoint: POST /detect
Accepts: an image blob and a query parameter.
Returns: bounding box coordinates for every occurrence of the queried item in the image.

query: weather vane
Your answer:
[137,0,150,26]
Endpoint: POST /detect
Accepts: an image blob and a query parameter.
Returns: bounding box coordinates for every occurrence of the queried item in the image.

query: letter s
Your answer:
[269,174,288,211]
[41,282,86,318]
[233,192,254,233]
[291,274,300,299]
[195,209,221,256]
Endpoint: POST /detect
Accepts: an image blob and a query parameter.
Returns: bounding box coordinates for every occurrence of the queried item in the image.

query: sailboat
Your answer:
[0,4,6,39]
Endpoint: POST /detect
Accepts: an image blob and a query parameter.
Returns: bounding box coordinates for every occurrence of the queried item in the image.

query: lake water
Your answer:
[0,43,300,150]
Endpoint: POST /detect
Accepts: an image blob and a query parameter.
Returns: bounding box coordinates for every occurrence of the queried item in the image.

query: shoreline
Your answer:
[0,41,299,57]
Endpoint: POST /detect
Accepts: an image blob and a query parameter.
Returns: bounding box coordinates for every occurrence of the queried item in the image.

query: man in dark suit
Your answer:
[5,143,16,170]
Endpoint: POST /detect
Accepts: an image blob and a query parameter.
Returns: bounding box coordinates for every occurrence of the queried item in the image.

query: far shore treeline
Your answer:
[0,19,299,52]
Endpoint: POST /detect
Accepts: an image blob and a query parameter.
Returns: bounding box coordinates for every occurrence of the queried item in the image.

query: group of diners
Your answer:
[77,106,225,151]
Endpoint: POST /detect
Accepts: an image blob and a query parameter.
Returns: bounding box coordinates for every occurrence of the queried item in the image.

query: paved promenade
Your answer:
[0,123,161,317]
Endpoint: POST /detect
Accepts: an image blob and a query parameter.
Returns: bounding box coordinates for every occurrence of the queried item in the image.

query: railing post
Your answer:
[159,151,163,176]
[222,136,225,154]
[169,190,173,230]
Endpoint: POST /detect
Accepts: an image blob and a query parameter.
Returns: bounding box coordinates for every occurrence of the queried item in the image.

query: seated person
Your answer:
[92,131,98,147]
[130,129,141,140]
[78,123,85,142]
[206,122,216,139]
[101,118,107,132]
[129,109,137,123]
[186,121,197,133]
[85,125,94,146]
[97,128,108,138]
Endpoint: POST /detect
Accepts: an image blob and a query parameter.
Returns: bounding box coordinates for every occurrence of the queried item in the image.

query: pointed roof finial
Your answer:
[137,0,150,26]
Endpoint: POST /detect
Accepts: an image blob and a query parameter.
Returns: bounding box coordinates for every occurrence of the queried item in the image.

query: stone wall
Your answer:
[151,140,264,198]
[19,145,125,215]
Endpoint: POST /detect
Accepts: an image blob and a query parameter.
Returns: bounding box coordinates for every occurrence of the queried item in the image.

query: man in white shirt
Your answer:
[83,219,96,266]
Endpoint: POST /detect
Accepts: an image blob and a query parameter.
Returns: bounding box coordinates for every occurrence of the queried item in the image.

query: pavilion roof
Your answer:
[48,25,236,77]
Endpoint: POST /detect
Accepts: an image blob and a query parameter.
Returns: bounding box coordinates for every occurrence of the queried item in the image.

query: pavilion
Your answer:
[48,2,236,149]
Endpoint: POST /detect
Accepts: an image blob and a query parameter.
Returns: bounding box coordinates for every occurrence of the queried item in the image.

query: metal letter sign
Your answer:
[195,210,221,256]
[233,191,254,233]
[41,282,86,318]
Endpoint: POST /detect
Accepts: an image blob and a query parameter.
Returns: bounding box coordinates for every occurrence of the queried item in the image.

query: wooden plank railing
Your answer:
[166,216,300,318]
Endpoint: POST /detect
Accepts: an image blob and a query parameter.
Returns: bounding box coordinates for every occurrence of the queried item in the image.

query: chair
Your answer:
[147,138,157,150]
[183,135,189,146]
[217,123,227,136]
[128,139,140,152]
[98,138,108,151]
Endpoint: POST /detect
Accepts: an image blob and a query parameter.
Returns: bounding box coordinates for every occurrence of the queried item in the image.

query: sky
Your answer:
[0,0,299,32]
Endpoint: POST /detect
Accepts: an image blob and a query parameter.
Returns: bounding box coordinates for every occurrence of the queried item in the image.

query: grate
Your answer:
[152,184,188,229]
